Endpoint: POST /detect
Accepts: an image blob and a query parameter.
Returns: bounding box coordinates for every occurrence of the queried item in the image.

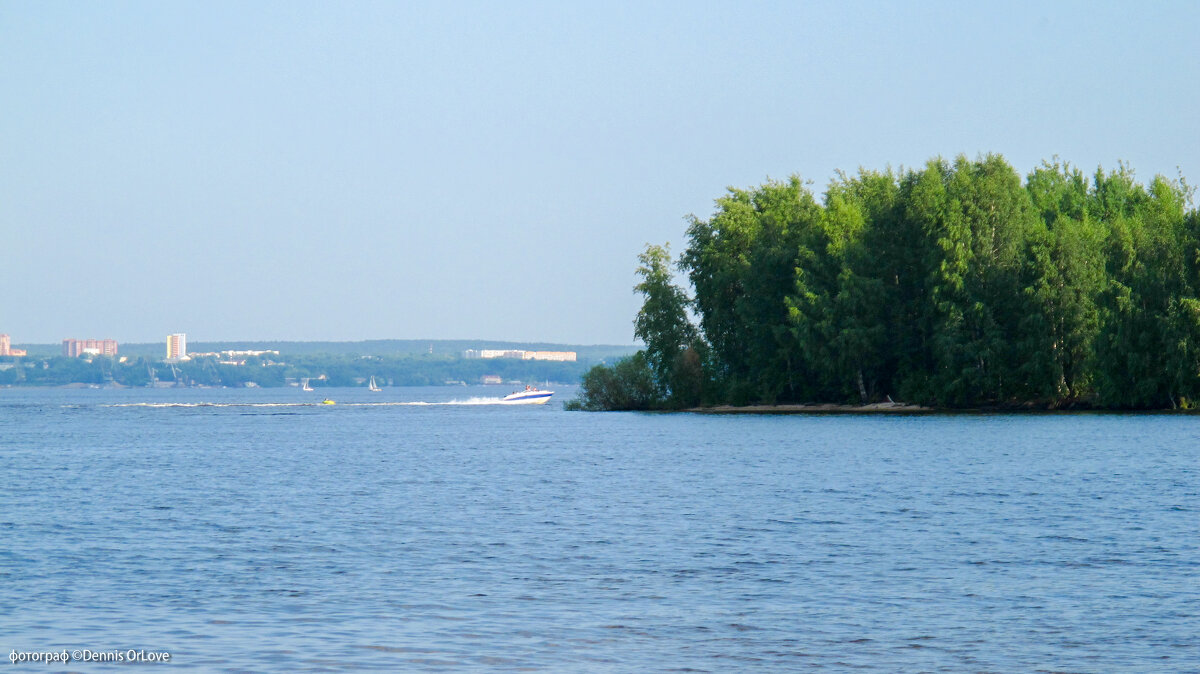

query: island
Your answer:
[569,154,1200,412]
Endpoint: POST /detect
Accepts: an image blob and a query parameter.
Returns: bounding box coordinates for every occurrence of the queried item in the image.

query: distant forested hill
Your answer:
[15,339,636,362]
[3,339,636,387]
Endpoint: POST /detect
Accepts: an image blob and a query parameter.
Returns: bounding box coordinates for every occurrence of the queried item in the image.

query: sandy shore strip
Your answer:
[685,401,933,414]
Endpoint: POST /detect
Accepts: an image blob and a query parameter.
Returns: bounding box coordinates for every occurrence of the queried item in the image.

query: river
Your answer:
[1,386,1196,671]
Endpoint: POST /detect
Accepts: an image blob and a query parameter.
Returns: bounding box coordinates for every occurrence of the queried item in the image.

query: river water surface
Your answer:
[1,386,1196,671]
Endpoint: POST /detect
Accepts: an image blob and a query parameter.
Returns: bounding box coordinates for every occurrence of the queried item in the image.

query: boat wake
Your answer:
[105,402,313,408]
[370,397,518,406]
[102,397,524,408]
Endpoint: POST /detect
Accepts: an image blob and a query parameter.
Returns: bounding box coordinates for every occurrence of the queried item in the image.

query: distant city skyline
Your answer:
[3,1,1197,344]
[0,332,617,349]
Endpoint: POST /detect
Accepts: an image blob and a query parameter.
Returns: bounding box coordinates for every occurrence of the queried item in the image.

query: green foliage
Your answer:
[566,353,657,411]
[572,243,706,411]
[682,177,829,403]
[1091,169,1200,407]
[1019,160,1106,403]
[582,154,1200,411]
[634,243,697,401]
[815,169,907,402]
[908,155,1038,405]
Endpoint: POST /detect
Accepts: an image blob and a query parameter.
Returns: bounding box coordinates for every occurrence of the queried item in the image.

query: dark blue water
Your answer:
[1,386,1196,671]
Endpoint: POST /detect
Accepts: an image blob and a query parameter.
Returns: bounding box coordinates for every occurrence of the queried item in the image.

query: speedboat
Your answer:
[502,388,553,404]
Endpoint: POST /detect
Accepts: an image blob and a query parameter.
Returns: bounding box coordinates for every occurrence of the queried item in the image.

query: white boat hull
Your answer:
[501,391,554,404]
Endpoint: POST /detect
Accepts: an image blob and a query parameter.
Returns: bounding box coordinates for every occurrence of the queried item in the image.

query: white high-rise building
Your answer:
[166,333,188,361]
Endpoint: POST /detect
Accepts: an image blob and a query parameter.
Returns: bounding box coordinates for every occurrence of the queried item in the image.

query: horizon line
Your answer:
[7,337,640,348]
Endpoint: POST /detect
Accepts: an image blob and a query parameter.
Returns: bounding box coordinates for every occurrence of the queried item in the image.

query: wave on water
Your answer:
[101,397,514,408]
[367,397,513,406]
[104,403,315,408]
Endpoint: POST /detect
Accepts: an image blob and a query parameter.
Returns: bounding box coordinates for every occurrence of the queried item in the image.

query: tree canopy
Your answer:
[574,154,1200,410]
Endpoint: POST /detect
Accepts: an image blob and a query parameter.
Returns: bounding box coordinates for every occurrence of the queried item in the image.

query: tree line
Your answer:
[570,155,1200,410]
[0,353,588,388]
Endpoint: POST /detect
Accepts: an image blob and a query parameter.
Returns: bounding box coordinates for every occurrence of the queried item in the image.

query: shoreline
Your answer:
[685,401,934,414]
[682,401,1200,415]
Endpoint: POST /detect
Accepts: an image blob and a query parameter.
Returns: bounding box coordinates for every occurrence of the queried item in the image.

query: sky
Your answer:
[3,0,1198,346]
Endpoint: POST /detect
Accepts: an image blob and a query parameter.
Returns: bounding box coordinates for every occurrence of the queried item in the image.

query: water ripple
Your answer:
[0,387,1197,671]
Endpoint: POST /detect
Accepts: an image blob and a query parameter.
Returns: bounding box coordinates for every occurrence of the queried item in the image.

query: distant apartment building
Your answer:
[523,351,576,362]
[187,349,279,359]
[62,338,118,358]
[185,349,281,366]
[222,350,279,358]
[166,333,188,361]
[463,349,577,362]
[464,349,525,359]
[0,334,27,357]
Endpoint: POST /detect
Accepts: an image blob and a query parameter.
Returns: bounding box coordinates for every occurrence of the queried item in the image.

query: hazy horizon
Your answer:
[4,1,1197,344]
[11,336,637,348]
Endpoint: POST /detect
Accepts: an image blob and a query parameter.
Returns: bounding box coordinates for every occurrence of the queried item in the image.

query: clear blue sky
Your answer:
[3,1,1197,345]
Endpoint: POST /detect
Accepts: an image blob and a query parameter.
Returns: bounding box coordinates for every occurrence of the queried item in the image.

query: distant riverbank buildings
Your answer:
[462,349,577,362]
[62,338,118,358]
[0,334,27,357]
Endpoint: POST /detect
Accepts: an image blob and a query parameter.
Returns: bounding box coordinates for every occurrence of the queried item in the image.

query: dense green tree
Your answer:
[633,243,698,404]
[811,169,905,402]
[682,177,827,403]
[1021,160,1105,403]
[682,187,763,402]
[1093,168,1200,407]
[565,353,657,411]
[907,155,1039,405]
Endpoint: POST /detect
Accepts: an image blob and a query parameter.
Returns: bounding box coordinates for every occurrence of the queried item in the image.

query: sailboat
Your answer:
[368,376,381,392]
[301,378,314,392]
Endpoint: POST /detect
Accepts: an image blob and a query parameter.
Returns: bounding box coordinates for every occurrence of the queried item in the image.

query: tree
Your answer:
[902,155,1037,405]
[633,243,697,403]
[1093,168,1200,407]
[813,169,905,403]
[565,353,657,411]
[682,177,827,403]
[1020,160,1105,403]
